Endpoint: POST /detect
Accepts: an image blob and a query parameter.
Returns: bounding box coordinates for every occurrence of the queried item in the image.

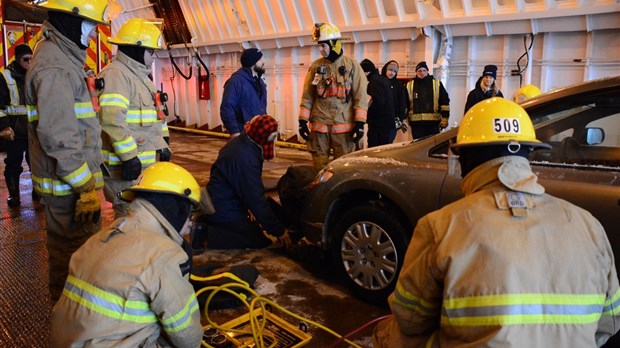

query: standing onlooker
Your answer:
[199,115,292,250]
[25,0,116,302]
[373,98,620,347]
[381,60,407,135]
[464,64,503,113]
[360,58,396,147]
[298,23,368,168]
[51,162,203,347]
[0,44,33,207]
[220,48,267,138]
[405,61,450,139]
[98,18,169,218]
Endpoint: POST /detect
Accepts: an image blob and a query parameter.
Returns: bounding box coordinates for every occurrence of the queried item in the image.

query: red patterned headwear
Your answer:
[245,114,279,160]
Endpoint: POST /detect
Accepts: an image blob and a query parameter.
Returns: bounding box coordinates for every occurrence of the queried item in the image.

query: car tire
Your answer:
[330,205,408,305]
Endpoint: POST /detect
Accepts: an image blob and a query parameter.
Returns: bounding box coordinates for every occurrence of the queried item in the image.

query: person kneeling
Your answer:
[51,162,203,348]
[196,114,292,250]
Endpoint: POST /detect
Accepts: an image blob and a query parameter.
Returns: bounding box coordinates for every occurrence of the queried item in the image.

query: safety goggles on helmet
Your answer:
[451,98,550,154]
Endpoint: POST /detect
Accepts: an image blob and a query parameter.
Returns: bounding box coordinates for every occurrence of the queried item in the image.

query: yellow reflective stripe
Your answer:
[126,109,157,123]
[32,171,101,196]
[64,275,158,324]
[161,293,199,333]
[444,293,605,309]
[161,123,168,132]
[603,288,620,316]
[100,93,129,108]
[75,102,97,119]
[103,150,157,166]
[27,105,38,122]
[392,282,439,317]
[432,79,439,113]
[442,293,606,327]
[113,136,138,155]
[426,331,438,348]
[0,110,6,117]
[61,162,92,188]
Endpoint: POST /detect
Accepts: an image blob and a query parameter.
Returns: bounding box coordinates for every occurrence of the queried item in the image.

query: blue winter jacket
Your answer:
[206,132,285,237]
[219,67,267,134]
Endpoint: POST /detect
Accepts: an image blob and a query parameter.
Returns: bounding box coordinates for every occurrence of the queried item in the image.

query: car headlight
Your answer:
[308,169,334,189]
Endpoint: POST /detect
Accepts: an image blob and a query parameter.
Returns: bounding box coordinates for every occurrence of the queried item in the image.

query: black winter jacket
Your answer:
[380,60,407,121]
[366,69,395,128]
[0,61,28,139]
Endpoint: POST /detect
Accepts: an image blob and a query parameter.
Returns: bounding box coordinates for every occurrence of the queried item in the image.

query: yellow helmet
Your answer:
[312,23,342,42]
[513,84,542,103]
[120,162,201,206]
[38,0,122,25]
[452,98,550,152]
[108,18,164,49]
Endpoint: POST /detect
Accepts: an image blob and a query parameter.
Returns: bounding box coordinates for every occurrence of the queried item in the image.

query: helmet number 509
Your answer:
[494,118,520,134]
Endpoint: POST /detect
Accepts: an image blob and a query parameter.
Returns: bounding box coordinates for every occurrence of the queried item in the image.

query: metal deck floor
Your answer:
[0,131,388,347]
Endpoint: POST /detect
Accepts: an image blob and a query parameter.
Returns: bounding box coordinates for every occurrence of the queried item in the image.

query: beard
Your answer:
[253,64,265,77]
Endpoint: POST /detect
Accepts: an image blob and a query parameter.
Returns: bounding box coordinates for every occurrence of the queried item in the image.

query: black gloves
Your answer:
[121,156,142,181]
[351,122,365,143]
[298,120,310,141]
[157,148,171,162]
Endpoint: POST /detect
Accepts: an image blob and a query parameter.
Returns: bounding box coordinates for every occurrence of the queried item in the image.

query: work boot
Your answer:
[6,177,20,208]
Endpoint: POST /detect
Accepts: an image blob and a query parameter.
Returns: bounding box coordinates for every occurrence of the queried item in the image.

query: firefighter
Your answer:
[25,0,120,302]
[51,162,202,347]
[513,84,542,103]
[0,44,33,207]
[405,61,450,139]
[98,18,170,218]
[298,22,368,169]
[373,98,620,347]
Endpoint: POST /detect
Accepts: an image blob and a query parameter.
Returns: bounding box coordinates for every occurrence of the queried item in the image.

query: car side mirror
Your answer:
[585,127,604,145]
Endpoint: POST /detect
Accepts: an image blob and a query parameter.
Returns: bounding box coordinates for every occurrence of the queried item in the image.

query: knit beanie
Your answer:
[240,48,263,68]
[360,58,375,73]
[245,114,279,161]
[14,44,33,61]
[482,65,498,79]
[415,61,429,71]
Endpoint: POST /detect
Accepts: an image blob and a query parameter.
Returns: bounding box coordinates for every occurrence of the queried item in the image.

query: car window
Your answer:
[531,105,620,168]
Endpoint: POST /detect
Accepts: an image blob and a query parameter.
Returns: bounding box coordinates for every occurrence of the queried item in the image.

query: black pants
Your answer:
[197,198,288,250]
[367,126,397,148]
[4,138,29,179]
[409,121,440,140]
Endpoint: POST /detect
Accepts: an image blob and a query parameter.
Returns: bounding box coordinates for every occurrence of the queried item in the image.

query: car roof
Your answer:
[520,75,620,116]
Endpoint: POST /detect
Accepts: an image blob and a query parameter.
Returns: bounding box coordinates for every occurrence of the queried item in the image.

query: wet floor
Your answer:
[0,130,389,347]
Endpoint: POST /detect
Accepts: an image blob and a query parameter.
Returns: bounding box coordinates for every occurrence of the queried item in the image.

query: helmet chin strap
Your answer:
[80,20,97,47]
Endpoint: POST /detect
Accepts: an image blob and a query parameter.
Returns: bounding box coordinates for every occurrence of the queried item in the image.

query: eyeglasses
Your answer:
[387,67,398,73]
[146,49,154,56]
[21,57,31,63]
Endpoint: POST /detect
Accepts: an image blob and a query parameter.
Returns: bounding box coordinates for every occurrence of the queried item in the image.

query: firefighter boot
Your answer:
[6,177,20,207]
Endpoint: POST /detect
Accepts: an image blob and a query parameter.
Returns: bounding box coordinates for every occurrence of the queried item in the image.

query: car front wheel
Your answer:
[330,205,408,305]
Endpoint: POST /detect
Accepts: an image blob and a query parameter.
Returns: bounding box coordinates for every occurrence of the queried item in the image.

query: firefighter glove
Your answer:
[121,156,142,181]
[0,127,15,141]
[158,148,171,162]
[440,117,449,129]
[351,122,365,143]
[75,189,101,225]
[298,120,310,141]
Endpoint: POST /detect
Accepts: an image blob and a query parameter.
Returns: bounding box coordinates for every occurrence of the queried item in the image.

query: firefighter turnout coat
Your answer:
[98,51,168,173]
[25,21,103,197]
[51,198,202,347]
[298,55,368,134]
[374,156,620,347]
